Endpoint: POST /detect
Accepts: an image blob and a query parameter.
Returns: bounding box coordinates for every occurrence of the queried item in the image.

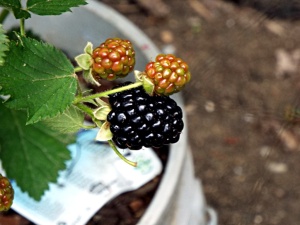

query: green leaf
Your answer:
[0,0,21,9]
[0,37,77,124]
[43,123,76,145]
[0,103,72,200]
[43,105,85,133]
[0,0,30,19]
[12,8,31,19]
[0,25,9,66]
[27,0,87,16]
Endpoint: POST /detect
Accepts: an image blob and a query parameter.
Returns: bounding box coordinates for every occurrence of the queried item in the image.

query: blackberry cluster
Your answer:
[107,82,184,150]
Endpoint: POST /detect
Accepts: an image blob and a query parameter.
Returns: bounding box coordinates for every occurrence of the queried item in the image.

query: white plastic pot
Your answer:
[3,1,217,224]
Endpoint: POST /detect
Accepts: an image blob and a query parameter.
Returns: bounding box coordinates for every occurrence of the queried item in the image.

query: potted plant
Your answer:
[0,1,214,225]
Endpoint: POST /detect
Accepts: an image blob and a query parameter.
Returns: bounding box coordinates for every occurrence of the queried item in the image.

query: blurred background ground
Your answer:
[103,0,300,224]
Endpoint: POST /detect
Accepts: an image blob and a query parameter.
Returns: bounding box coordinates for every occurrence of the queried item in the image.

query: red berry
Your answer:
[0,174,14,211]
[92,38,136,81]
[144,54,191,95]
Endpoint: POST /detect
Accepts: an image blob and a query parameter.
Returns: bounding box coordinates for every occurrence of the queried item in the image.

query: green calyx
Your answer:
[95,121,113,141]
[93,105,111,121]
[75,41,93,70]
[75,42,100,86]
[75,53,92,70]
[134,70,155,96]
[81,97,136,167]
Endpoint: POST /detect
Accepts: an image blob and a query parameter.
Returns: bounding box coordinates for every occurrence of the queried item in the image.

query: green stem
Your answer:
[74,102,103,129]
[20,18,25,36]
[82,124,97,129]
[0,9,10,24]
[74,81,143,103]
[74,66,83,73]
[108,140,137,167]
[76,77,83,97]
[74,102,94,118]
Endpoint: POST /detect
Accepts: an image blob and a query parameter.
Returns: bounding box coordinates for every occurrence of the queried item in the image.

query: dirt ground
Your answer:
[103,0,300,224]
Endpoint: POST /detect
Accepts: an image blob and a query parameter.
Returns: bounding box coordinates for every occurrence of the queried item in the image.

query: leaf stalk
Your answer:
[74,103,94,118]
[20,18,25,36]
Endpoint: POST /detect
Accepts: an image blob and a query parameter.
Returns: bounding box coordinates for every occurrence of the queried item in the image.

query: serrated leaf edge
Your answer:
[27,0,88,16]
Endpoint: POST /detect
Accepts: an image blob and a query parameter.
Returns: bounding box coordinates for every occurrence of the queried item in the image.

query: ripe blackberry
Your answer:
[92,38,135,81]
[144,54,191,95]
[107,82,184,150]
[0,174,14,211]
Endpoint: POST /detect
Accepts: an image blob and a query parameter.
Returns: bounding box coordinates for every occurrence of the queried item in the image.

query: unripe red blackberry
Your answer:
[0,174,14,211]
[145,54,191,95]
[92,38,135,81]
[107,82,184,150]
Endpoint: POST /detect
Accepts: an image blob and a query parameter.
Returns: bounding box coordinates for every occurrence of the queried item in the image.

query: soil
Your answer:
[1,1,300,225]
[102,0,300,224]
